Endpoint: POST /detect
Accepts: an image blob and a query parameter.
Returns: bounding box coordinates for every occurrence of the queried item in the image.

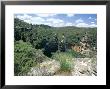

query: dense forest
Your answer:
[14,18,97,76]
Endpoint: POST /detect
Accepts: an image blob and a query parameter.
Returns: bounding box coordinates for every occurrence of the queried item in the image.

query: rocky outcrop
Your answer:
[71,58,97,76]
[27,60,60,76]
[27,58,97,76]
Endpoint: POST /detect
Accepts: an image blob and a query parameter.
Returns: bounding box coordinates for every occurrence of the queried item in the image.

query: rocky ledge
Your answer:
[27,58,97,76]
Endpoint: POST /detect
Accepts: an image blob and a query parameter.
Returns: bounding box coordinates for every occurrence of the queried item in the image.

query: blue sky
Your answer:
[15,14,97,28]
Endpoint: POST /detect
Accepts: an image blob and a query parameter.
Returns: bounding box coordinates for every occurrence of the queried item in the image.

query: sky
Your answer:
[15,13,97,28]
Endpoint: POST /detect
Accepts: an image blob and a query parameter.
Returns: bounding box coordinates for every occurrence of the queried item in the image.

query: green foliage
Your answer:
[35,49,50,63]
[32,28,54,49]
[14,18,97,50]
[88,29,97,49]
[14,40,37,75]
[14,40,50,75]
[52,52,73,71]
[66,49,86,58]
[14,18,97,75]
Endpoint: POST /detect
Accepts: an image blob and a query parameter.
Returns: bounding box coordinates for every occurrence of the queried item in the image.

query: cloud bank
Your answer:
[15,14,97,28]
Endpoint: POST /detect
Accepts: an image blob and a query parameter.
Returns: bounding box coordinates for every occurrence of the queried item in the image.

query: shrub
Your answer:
[14,40,49,76]
[67,49,86,58]
[52,52,73,71]
[14,40,37,75]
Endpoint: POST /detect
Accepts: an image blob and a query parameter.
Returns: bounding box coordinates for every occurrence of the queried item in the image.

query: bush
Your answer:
[66,49,86,58]
[14,40,37,75]
[14,40,51,76]
[52,52,73,71]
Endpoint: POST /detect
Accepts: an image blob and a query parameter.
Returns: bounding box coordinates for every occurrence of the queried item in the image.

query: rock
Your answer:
[27,58,97,76]
[81,49,91,56]
[27,60,60,76]
[71,58,97,76]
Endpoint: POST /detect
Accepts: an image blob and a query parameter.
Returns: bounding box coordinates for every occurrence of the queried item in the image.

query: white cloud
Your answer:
[46,18,64,24]
[34,17,45,22]
[76,22,97,28]
[45,18,65,27]
[89,24,97,28]
[15,14,65,26]
[15,14,46,25]
[91,22,95,24]
[54,23,65,27]
[36,14,56,17]
[25,17,45,25]
[16,14,32,20]
[67,14,75,17]
[76,22,89,27]
[15,14,96,27]
[46,18,75,27]
[75,18,97,28]
[75,18,83,23]
[65,22,73,26]
[23,19,32,24]
[88,17,92,19]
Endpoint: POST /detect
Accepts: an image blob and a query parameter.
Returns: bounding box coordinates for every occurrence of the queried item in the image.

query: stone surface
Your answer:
[71,58,97,76]
[27,60,60,76]
[27,58,97,76]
